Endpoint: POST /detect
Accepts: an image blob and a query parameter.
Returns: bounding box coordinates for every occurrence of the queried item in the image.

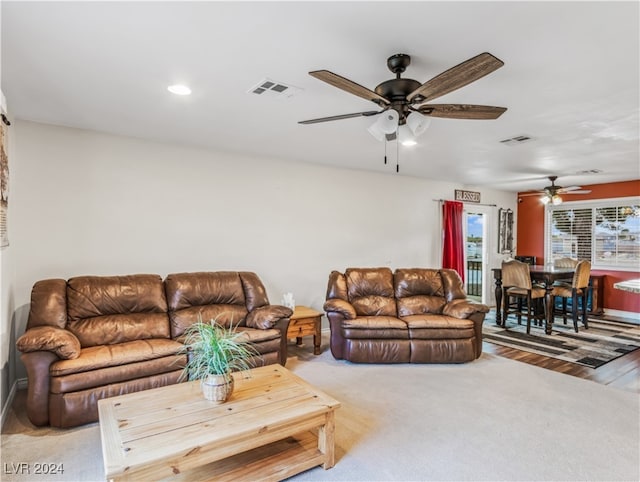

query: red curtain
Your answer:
[442,200,465,282]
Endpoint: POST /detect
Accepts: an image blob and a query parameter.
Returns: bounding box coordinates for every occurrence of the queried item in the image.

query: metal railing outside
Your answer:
[467,259,482,296]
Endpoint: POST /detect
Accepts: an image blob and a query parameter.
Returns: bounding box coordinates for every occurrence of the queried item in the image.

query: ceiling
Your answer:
[2,1,639,192]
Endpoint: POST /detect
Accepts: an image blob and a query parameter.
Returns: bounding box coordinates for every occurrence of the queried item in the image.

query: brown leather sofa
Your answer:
[16,271,292,428]
[324,268,489,363]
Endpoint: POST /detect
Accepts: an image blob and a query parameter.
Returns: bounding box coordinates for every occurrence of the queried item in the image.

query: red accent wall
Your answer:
[516,179,640,313]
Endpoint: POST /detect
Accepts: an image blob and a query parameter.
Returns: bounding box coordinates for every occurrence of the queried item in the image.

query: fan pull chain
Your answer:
[396,132,400,173]
[380,139,389,166]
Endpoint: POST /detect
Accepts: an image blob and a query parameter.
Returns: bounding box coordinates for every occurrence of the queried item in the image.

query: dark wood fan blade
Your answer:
[407,52,504,103]
[309,70,390,105]
[417,104,507,119]
[298,111,381,125]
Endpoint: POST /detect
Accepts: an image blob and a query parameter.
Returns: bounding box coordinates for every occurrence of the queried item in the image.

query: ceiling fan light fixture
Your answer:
[367,121,386,142]
[368,110,399,141]
[378,110,400,134]
[542,193,563,205]
[407,111,431,136]
[398,125,417,146]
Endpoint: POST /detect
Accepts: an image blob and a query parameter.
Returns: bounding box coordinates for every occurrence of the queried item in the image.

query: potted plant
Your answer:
[179,316,259,403]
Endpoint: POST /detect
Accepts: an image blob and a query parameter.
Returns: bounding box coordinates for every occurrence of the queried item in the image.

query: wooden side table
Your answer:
[589,274,605,315]
[287,305,322,355]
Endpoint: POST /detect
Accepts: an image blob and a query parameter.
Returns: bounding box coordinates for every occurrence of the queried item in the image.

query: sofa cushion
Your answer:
[50,355,185,394]
[345,268,396,317]
[239,272,270,311]
[68,274,168,319]
[67,313,171,348]
[440,269,468,302]
[169,305,249,339]
[66,275,170,347]
[394,269,444,298]
[235,326,281,343]
[403,314,475,340]
[341,316,409,340]
[397,295,446,317]
[165,272,249,337]
[49,338,182,377]
[394,269,447,316]
[236,328,282,360]
[402,314,475,330]
[165,272,246,311]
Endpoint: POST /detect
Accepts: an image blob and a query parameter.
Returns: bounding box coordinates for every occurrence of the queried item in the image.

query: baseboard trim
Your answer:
[1,379,18,430]
[17,377,28,390]
[603,308,640,323]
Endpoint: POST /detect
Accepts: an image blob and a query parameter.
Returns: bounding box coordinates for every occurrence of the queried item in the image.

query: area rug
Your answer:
[483,312,640,368]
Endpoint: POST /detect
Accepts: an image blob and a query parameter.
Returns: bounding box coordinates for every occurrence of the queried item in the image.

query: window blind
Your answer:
[545,198,640,270]
[547,208,593,261]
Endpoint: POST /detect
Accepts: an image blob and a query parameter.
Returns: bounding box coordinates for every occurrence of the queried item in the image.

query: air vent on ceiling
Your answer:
[576,169,603,175]
[247,78,301,99]
[499,134,534,146]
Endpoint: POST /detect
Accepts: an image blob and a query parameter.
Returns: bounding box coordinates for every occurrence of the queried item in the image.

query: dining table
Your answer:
[492,265,575,335]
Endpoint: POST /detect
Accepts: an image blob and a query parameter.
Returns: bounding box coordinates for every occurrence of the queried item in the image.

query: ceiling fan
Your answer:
[520,176,592,205]
[299,52,507,142]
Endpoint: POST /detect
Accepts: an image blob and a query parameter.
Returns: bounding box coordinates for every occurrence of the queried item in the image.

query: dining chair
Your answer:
[553,256,579,286]
[554,257,579,269]
[501,259,546,334]
[551,260,591,332]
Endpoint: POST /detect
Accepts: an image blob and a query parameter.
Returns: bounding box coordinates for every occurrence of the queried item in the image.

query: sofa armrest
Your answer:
[246,305,293,330]
[16,326,81,360]
[323,299,357,320]
[442,299,490,319]
[20,351,60,426]
[271,317,291,366]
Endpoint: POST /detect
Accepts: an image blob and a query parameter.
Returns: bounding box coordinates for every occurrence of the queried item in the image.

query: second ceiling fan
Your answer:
[520,176,592,205]
[299,52,507,141]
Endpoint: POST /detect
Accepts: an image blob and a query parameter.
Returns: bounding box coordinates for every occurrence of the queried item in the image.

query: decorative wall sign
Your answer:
[0,119,8,247]
[498,208,513,254]
[454,189,481,203]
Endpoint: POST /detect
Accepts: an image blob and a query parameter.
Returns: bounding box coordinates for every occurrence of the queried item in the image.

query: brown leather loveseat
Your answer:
[324,268,489,363]
[16,271,292,428]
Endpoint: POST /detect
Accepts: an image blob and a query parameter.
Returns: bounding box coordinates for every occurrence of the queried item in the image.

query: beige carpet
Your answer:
[2,337,639,481]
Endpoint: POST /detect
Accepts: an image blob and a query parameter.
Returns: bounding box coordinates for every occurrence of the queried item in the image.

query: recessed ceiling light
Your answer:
[167,84,191,96]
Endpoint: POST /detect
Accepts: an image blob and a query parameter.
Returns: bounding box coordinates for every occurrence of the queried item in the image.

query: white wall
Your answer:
[8,120,517,381]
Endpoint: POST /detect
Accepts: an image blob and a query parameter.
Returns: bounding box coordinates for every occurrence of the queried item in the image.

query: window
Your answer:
[545,197,640,270]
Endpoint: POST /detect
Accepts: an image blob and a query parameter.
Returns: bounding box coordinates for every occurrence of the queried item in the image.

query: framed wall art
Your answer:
[498,208,513,254]
[1,115,9,247]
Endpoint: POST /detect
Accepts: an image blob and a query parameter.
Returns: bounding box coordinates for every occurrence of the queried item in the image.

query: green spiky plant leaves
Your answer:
[179,315,259,383]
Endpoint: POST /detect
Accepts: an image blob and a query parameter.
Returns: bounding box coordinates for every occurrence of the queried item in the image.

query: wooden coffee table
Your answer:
[287,305,323,355]
[98,364,340,481]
